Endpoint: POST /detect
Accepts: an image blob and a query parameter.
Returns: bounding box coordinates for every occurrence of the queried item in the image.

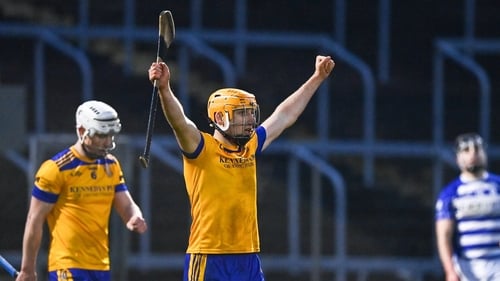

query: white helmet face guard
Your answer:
[75,101,121,157]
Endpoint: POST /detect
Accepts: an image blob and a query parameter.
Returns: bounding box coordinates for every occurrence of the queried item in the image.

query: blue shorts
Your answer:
[48,268,110,281]
[183,253,265,281]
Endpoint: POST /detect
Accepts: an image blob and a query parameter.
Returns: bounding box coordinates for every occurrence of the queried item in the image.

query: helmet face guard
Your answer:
[75,100,122,157]
[207,88,260,146]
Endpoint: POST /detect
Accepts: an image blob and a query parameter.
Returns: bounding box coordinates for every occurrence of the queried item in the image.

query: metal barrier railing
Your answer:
[0,25,93,133]
[2,0,499,280]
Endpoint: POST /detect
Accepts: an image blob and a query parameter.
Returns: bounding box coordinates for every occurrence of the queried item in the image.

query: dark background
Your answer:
[1,0,500,280]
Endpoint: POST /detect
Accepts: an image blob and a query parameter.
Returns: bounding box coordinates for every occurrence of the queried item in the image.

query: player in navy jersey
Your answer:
[435,133,500,281]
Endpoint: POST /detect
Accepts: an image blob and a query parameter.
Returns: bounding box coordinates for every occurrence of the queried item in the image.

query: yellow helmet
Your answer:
[207,88,260,129]
[207,88,260,147]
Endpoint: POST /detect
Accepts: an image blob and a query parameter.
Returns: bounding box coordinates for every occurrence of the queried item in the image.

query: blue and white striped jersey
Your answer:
[435,172,500,259]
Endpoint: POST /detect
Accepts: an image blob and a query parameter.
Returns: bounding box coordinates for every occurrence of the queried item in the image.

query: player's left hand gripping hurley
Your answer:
[139,10,175,168]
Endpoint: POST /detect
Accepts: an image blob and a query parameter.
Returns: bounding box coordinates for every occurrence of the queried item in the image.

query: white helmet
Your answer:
[76,100,121,137]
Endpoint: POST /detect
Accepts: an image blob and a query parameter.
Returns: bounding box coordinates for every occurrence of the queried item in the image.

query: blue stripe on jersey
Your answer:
[57,156,91,172]
[32,186,59,203]
[460,228,500,236]
[115,183,127,192]
[462,242,500,249]
[255,126,266,156]
[183,132,205,159]
[54,150,117,172]
[50,148,71,161]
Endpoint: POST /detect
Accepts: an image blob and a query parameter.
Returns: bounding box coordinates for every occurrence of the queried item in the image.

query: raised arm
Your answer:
[148,62,201,153]
[260,55,335,150]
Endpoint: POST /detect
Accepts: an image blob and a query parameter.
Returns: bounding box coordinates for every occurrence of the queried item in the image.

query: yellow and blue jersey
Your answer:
[182,126,266,254]
[32,145,127,271]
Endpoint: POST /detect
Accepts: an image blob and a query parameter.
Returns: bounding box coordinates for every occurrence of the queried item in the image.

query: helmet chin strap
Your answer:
[209,112,254,148]
[218,113,230,131]
[82,143,106,159]
[79,130,116,160]
[213,125,251,148]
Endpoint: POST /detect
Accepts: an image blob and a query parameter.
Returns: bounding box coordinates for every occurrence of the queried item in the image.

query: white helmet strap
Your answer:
[219,112,230,131]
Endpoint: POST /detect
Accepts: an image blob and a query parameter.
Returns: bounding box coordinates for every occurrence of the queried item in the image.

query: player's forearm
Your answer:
[124,204,147,233]
[438,252,456,276]
[436,238,455,274]
[19,224,42,272]
[277,74,325,126]
[115,192,142,222]
[158,86,189,130]
[128,203,144,221]
[157,85,200,152]
[436,222,457,276]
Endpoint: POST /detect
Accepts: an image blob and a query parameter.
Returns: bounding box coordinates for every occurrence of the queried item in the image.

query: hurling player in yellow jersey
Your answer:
[16,100,147,281]
[149,55,334,281]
